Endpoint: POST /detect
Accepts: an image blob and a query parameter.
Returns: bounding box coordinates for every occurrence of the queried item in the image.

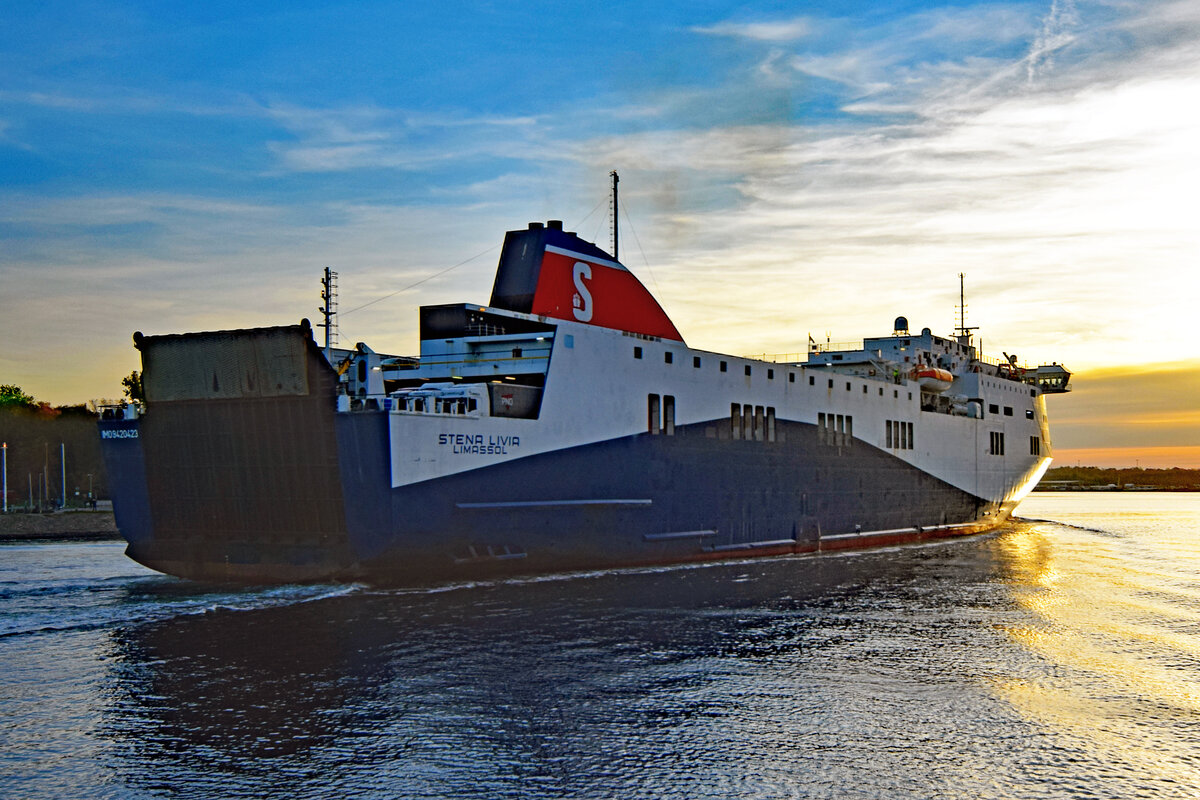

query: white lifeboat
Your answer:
[914,366,954,393]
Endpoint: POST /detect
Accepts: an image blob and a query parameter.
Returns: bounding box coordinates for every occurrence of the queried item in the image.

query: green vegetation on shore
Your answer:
[1038,466,1200,491]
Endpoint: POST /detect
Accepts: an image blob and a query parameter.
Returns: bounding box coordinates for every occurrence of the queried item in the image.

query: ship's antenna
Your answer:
[958,272,964,333]
[610,170,619,261]
[319,267,339,362]
[956,272,978,345]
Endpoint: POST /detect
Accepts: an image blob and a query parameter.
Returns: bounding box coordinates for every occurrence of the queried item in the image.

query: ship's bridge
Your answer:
[1025,363,1072,394]
[806,325,975,374]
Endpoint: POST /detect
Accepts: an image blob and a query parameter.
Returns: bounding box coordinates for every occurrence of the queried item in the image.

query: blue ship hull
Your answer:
[100,403,998,585]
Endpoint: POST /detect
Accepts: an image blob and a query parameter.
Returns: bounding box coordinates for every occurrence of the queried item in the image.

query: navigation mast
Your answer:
[955,272,978,346]
[610,170,619,261]
[319,267,338,362]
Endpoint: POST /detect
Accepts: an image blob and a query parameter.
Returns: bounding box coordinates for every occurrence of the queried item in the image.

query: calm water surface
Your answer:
[2,492,1200,799]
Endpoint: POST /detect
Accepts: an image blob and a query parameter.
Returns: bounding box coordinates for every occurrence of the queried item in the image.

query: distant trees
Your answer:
[1040,465,1200,490]
[121,371,144,403]
[0,385,35,410]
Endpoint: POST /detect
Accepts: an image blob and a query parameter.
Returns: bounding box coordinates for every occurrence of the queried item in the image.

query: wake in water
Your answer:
[1014,515,1118,535]
[0,540,366,640]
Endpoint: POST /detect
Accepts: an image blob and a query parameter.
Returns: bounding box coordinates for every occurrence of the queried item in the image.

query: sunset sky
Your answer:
[2,1,1198,467]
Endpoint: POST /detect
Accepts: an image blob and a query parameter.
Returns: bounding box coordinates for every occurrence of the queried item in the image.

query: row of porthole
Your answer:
[636,345,773,378]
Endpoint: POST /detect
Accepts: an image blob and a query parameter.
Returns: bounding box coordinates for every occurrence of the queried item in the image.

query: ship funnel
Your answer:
[489,221,683,342]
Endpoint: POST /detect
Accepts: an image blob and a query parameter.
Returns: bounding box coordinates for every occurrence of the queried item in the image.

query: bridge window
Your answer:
[634,346,643,359]
[664,352,673,364]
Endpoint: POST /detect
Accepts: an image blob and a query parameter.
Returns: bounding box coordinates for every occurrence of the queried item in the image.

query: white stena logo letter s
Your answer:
[572,261,593,322]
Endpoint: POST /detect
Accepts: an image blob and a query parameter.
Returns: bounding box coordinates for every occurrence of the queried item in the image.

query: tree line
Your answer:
[1039,465,1200,490]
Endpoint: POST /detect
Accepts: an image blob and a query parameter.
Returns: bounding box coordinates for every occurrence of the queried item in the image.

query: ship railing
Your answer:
[746,352,807,364]
[98,402,144,421]
[973,352,1040,383]
[748,343,863,362]
[806,341,863,355]
[338,390,485,417]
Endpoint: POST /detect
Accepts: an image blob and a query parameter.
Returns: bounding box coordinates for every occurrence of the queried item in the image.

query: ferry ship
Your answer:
[99,190,1071,584]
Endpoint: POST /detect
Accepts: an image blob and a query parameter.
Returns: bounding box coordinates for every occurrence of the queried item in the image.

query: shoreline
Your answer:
[0,511,121,542]
[1033,486,1200,492]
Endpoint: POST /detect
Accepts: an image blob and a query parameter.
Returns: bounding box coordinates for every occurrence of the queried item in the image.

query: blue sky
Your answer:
[3,0,1199,464]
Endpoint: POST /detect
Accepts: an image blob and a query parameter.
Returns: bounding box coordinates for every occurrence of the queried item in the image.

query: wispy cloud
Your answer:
[260,102,547,173]
[909,4,1035,44]
[691,18,813,42]
[1026,0,1080,83]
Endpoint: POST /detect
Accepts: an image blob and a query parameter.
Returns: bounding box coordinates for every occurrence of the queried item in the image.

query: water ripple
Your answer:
[3,496,1200,798]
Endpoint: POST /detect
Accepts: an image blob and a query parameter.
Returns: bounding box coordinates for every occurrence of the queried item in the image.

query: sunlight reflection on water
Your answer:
[996,493,1200,796]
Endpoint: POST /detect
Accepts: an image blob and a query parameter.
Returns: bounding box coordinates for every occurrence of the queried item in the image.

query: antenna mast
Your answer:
[610,170,619,261]
[319,267,339,362]
[956,272,978,345]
